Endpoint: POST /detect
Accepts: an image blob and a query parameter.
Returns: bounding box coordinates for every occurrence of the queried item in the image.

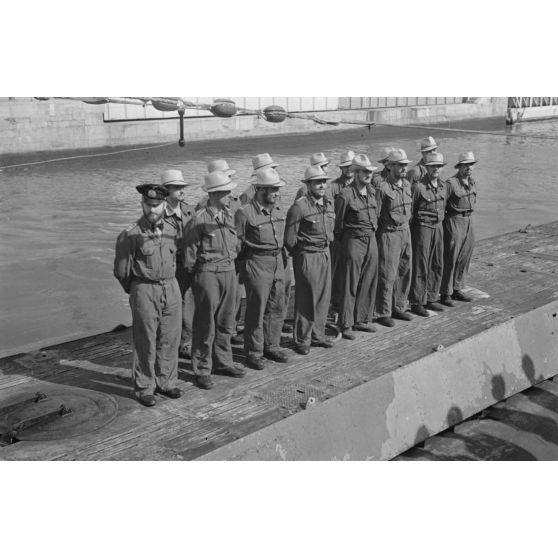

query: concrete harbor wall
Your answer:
[198,300,558,461]
[0,97,507,156]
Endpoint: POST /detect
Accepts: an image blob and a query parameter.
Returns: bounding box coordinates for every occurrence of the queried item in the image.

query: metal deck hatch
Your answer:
[0,388,118,446]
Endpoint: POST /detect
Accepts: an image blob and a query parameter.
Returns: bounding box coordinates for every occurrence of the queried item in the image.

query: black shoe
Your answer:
[263,349,289,363]
[281,322,293,334]
[425,301,444,312]
[441,295,455,307]
[341,328,356,340]
[246,355,265,370]
[392,310,413,321]
[178,345,191,359]
[295,345,310,355]
[353,322,377,333]
[156,387,183,399]
[377,317,395,327]
[231,333,244,345]
[215,363,246,378]
[196,375,215,390]
[452,290,472,302]
[311,339,334,348]
[411,304,429,317]
[137,394,156,407]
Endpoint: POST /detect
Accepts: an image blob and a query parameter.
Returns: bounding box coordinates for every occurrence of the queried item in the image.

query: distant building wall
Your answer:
[0,97,507,156]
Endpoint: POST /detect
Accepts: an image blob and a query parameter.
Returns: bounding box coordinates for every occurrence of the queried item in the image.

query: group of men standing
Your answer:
[114,137,478,407]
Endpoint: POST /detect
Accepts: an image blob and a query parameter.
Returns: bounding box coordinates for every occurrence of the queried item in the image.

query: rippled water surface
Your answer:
[1,117,558,353]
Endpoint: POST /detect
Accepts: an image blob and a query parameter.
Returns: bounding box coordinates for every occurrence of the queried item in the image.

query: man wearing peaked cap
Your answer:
[333,155,380,339]
[236,168,290,370]
[284,165,336,354]
[182,170,246,389]
[161,169,197,361]
[440,151,478,305]
[113,183,183,407]
[407,136,439,186]
[372,146,394,189]
[374,148,414,327]
[409,152,449,317]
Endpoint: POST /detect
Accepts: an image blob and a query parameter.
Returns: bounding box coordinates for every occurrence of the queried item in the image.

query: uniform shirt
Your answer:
[294,179,342,202]
[446,175,477,215]
[239,184,257,205]
[376,177,413,230]
[182,206,238,273]
[164,201,196,257]
[334,183,378,239]
[235,200,285,256]
[372,167,389,189]
[114,216,178,293]
[196,192,243,215]
[411,176,448,228]
[329,175,354,199]
[284,194,335,255]
[406,159,427,185]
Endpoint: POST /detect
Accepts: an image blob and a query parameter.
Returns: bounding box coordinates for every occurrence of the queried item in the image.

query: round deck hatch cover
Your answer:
[0,388,118,442]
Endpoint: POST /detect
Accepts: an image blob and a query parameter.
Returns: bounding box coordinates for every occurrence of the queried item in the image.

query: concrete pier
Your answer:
[0,97,508,156]
[1,220,557,460]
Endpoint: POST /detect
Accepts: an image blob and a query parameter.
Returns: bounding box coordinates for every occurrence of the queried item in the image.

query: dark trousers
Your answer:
[337,234,378,329]
[242,254,285,358]
[176,263,193,350]
[191,269,237,376]
[410,223,444,305]
[375,226,412,318]
[282,253,292,323]
[329,240,341,311]
[130,279,181,397]
[292,250,331,347]
[441,215,474,295]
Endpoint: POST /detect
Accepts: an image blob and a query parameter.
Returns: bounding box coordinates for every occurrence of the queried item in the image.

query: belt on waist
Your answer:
[378,222,409,232]
[414,218,441,224]
[447,210,473,217]
[245,248,282,257]
[195,261,235,272]
[133,277,175,285]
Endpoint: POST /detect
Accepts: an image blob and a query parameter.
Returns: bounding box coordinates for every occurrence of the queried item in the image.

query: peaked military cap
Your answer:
[136,184,169,201]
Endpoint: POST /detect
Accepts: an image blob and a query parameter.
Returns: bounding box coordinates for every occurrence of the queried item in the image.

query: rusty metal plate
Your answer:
[0,388,118,442]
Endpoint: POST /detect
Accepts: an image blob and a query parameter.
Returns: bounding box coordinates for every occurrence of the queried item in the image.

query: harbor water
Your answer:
[1,116,558,355]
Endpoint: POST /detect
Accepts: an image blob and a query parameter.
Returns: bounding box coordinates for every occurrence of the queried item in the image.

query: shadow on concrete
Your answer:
[491,374,507,400]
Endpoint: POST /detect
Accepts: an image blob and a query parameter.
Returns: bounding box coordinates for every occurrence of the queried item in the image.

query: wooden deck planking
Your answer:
[2,221,558,460]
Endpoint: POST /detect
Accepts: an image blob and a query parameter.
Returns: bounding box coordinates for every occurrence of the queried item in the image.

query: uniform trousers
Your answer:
[329,241,341,311]
[337,234,378,329]
[441,215,474,295]
[176,262,193,350]
[410,223,444,306]
[292,250,331,347]
[375,226,412,318]
[191,269,237,376]
[282,254,292,323]
[242,254,285,358]
[130,278,181,397]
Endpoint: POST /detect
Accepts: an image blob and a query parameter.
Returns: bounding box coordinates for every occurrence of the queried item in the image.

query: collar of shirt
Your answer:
[165,204,182,219]
[305,192,328,208]
[253,200,272,216]
[387,177,404,191]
